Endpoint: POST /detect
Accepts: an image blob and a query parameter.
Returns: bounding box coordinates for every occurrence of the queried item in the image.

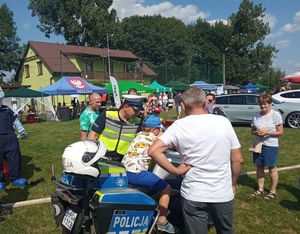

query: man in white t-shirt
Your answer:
[148,87,244,234]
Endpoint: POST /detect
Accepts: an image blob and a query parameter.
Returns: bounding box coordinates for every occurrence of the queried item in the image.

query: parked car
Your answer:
[216,94,300,128]
[272,99,300,128]
[272,89,300,104]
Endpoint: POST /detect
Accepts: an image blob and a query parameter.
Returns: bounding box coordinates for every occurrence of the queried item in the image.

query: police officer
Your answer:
[88,95,145,161]
[0,87,28,190]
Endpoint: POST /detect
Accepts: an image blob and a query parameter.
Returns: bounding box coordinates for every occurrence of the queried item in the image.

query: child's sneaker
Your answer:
[11,178,28,187]
[156,221,179,233]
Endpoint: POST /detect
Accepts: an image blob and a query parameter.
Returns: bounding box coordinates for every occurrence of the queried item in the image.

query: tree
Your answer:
[28,0,117,47]
[226,0,277,84]
[189,19,231,83]
[190,19,230,66]
[189,0,278,85]
[114,15,192,67]
[259,67,285,89]
[0,4,20,80]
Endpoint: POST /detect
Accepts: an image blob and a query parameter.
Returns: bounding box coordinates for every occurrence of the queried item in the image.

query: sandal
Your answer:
[264,192,277,200]
[251,190,264,197]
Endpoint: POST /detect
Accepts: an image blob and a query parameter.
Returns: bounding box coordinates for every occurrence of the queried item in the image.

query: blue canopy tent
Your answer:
[191,81,219,90]
[40,76,107,95]
[244,82,257,93]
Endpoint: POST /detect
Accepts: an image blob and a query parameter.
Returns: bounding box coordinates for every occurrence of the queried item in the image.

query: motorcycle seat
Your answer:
[127,184,161,200]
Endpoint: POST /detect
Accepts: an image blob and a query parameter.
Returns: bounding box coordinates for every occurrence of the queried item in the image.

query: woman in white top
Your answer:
[250,93,283,199]
[162,92,168,111]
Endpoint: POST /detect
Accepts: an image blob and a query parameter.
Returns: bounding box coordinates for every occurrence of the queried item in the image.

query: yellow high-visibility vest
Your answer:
[99,111,141,156]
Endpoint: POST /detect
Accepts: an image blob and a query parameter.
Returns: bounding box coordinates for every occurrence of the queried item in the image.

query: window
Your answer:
[24,64,30,78]
[216,96,228,104]
[281,91,300,98]
[37,61,43,75]
[86,61,93,72]
[229,96,245,105]
[246,95,258,105]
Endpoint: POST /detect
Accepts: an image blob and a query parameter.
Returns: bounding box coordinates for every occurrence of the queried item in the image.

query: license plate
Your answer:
[109,210,153,233]
[62,209,77,231]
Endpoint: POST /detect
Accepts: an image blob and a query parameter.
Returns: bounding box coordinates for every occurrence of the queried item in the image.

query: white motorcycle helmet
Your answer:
[62,140,106,178]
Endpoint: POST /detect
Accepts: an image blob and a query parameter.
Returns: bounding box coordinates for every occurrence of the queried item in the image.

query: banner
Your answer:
[109,76,121,108]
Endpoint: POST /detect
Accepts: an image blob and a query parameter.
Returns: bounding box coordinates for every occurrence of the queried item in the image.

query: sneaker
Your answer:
[0,182,6,191]
[17,132,28,139]
[11,178,28,187]
[156,221,179,233]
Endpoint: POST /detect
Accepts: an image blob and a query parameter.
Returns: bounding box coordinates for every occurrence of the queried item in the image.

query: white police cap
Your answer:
[123,94,145,111]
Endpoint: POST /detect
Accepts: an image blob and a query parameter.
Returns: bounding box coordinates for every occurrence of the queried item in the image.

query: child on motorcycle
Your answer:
[121,114,178,233]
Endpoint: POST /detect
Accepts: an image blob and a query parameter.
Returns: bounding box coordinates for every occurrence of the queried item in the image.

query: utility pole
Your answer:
[60,50,63,77]
[223,47,229,87]
[188,61,191,84]
[107,34,111,78]
[223,53,226,86]
[165,63,168,84]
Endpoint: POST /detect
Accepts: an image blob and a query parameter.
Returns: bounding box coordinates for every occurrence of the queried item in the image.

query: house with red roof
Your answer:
[17,41,156,91]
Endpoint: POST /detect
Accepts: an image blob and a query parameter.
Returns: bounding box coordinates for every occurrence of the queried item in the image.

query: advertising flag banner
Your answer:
[110,76,121,108]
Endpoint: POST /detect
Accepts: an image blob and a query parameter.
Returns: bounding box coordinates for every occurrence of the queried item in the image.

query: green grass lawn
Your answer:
[0,113,300,233]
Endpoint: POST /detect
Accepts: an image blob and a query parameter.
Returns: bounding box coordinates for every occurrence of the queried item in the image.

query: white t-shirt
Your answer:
[162,95,168,104]
[251,109,283,147]
[159,114,241,203]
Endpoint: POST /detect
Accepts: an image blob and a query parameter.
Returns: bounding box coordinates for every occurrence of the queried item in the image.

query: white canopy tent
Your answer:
[3,87,58,121]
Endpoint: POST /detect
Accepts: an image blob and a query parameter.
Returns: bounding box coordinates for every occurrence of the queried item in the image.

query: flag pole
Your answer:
[107,34,121,108]
[107,34,111,77]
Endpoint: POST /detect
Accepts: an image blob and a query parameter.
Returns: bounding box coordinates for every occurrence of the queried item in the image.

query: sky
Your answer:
[2,0,300,74]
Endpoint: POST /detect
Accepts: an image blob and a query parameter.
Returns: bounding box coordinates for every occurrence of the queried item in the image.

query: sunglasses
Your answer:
[207,99,214,102]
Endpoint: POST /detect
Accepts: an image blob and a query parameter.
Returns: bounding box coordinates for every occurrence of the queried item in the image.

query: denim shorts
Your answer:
[126,171,168,193]
[253,145,279,168]
[176,105,182,114]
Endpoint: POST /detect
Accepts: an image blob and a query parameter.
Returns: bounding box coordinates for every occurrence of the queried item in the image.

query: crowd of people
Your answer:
[76,87,243,233]
[76,86,286,233]
[0,83,286,232]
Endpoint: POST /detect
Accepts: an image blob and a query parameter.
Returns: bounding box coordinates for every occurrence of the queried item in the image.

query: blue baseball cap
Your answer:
[143,114,161,128]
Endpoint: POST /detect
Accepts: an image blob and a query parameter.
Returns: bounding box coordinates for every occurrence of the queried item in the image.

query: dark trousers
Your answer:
[0,134,21,181]
[181,197,234,234]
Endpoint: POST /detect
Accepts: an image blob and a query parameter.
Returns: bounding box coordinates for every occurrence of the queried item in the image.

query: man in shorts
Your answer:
[174,91,182,119]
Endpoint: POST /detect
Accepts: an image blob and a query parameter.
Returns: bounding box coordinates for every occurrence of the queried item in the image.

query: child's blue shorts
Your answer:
[126,171,168,193]
[253,145,279,168]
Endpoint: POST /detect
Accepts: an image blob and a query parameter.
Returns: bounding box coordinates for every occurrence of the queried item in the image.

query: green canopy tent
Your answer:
[5,87,49,97]
[3,87,57,120]
[255,82,269,91]
[105,81,155,95]
[149,81,172,93]
[164,81,190,91]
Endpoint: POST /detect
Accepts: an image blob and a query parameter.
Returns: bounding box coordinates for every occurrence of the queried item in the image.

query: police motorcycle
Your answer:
[51,140,160,234]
